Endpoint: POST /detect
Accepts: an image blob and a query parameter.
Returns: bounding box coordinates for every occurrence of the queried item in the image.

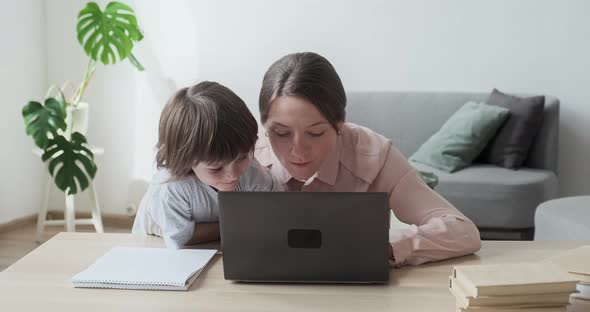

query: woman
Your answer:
[255,52,481,266]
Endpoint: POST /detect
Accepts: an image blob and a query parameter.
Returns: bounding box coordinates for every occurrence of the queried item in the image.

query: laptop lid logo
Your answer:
[288,229,322,249]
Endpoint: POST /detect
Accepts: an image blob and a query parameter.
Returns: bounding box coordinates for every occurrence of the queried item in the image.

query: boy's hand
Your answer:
[187,222,220,244]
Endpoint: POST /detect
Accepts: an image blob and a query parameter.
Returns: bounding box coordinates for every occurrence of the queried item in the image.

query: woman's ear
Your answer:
[260,121,269,137]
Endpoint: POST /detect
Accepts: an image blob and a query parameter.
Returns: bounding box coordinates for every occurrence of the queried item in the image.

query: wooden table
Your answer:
[0,233,588,311]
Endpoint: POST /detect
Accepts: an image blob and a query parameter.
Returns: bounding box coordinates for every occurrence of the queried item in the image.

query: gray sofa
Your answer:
[346,92,560,240]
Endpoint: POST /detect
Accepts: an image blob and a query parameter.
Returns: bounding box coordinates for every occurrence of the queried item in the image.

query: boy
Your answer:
[132,81,279,248]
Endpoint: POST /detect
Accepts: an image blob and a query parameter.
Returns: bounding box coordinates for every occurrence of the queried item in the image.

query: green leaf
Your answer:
[42,132,97,195]
[76,1,144,66]
[22,98,67,149]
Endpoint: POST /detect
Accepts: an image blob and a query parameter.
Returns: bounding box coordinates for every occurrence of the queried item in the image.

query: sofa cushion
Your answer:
[411,161,558,229]
[479,89,545,169]
[345,92,559,172]
[410,101,509,172]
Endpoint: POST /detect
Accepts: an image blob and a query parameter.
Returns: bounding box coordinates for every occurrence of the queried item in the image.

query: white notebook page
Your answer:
[72,247,217,290]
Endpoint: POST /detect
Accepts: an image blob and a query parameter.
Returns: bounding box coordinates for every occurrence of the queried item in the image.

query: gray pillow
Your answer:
[479,89,545,169]
[410,101,510,173]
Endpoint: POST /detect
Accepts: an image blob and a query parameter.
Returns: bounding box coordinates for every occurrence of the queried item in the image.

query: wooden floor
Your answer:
[0,222,131,271]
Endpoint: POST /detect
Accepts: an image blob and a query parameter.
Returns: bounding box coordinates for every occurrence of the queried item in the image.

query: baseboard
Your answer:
[46,211,135,228]
[0,214,37,234]
[0,211,134,234]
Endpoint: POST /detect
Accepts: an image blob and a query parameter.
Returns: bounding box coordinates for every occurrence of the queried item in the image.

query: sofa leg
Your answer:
[520,227,535,241]
[479,227,535,241]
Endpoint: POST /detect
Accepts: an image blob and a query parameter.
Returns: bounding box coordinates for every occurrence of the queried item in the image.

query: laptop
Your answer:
[218,192,390,283]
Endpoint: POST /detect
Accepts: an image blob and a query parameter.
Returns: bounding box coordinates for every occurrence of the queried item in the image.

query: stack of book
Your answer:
[547,246,590,312]
[449,262,578,312]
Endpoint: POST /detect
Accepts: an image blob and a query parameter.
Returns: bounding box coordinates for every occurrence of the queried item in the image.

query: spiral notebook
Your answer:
[72,247,217,290]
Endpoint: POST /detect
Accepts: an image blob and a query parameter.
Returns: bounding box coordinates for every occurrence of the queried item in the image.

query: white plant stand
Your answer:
[34,147,104,243]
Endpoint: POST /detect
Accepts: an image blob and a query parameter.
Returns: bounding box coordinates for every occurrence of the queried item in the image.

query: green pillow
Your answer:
[410,101,510,172]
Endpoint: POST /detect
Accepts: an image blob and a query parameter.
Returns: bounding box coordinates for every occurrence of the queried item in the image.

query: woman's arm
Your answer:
[375,147,482,266]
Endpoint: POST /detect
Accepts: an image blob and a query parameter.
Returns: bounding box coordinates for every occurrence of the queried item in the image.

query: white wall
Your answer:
[44,0,194,215]
[4,0,590,223]
[190,0,590,197]
[44,0,139,215]
[0,0,47,224]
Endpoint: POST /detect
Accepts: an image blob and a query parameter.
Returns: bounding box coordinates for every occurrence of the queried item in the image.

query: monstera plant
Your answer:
[22,2,144,195]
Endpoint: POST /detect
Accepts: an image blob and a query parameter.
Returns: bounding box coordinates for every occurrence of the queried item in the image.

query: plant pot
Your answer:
[65,102,89,136]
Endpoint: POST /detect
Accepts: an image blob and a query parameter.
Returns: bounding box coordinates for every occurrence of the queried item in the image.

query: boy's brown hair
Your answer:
[156,81,258,180]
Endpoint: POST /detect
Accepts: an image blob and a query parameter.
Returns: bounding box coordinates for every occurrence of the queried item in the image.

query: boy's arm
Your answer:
[157,183,195,249]
[187,222,220,244]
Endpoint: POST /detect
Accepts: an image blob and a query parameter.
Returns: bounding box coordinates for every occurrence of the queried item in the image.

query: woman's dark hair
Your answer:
[259,52,346,130]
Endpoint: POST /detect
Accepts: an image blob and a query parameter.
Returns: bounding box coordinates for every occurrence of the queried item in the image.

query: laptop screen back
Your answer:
[219,192,390,283]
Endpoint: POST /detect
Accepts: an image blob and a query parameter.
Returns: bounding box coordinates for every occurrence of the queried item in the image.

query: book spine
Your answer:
[477,282,577,297]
